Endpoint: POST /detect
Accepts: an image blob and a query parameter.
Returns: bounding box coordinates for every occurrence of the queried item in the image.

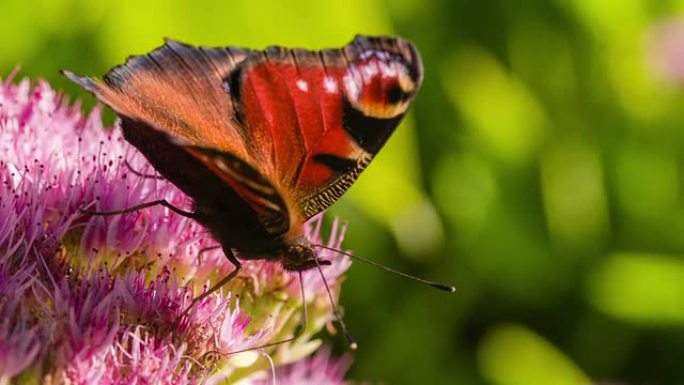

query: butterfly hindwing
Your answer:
[183,146,290,236]
[118,117,286,249]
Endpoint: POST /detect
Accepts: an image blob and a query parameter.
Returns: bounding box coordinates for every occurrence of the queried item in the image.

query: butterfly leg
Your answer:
[80,199,197,218]
[196,245,221,264]
[178,248,242,321]
[124,159,165,180]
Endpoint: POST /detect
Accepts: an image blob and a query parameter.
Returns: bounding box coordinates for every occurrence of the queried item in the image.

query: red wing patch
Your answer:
[230,36,423,219]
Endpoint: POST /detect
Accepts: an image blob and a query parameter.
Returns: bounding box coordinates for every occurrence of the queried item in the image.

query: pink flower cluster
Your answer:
[0,70,353,384]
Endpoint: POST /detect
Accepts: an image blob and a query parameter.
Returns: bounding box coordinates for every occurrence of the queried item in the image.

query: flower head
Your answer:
[0,71,356,384]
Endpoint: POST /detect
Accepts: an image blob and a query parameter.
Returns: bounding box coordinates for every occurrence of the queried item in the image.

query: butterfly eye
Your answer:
[343,51,418,119]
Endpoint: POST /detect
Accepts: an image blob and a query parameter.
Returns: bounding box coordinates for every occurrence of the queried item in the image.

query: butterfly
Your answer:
[63,35,423,275]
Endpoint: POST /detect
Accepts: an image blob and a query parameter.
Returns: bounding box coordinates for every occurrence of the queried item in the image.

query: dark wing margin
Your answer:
[299,154,372,218]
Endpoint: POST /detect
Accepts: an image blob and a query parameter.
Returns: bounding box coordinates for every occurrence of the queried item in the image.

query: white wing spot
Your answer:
[361,62,379,81]
[324,76,338,93]
[343,73,361,101]
[296,79,309,92]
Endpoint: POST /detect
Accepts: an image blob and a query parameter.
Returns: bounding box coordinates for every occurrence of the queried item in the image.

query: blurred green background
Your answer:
[4,0,684,383]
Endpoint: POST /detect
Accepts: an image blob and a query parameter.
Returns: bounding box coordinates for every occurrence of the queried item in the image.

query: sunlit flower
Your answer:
[0,71,355,384]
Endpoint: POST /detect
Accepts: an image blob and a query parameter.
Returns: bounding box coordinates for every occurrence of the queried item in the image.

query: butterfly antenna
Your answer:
[298,271,309,335]
[313,258,358,350]
[313,244,456,293]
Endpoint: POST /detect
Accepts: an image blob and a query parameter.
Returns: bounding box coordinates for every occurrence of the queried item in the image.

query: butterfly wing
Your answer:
[64,35,423,244]
[63,39,254,159]
[63,40,291,241]
[119,117,290,244]
[226,35,423,222]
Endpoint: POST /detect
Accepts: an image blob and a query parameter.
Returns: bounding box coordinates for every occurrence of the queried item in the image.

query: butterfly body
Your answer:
[64,35,423,271]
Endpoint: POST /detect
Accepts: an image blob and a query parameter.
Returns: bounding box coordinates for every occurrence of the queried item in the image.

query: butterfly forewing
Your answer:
[228,35,423,220]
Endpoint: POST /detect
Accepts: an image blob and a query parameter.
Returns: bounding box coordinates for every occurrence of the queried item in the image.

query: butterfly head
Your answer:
[281,242,331,272]
[343,35,424,120]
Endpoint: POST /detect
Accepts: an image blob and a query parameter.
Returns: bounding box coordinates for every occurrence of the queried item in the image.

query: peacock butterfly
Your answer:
[63,37,451,346]
[63,35,423,272]
[62,36,455,348]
